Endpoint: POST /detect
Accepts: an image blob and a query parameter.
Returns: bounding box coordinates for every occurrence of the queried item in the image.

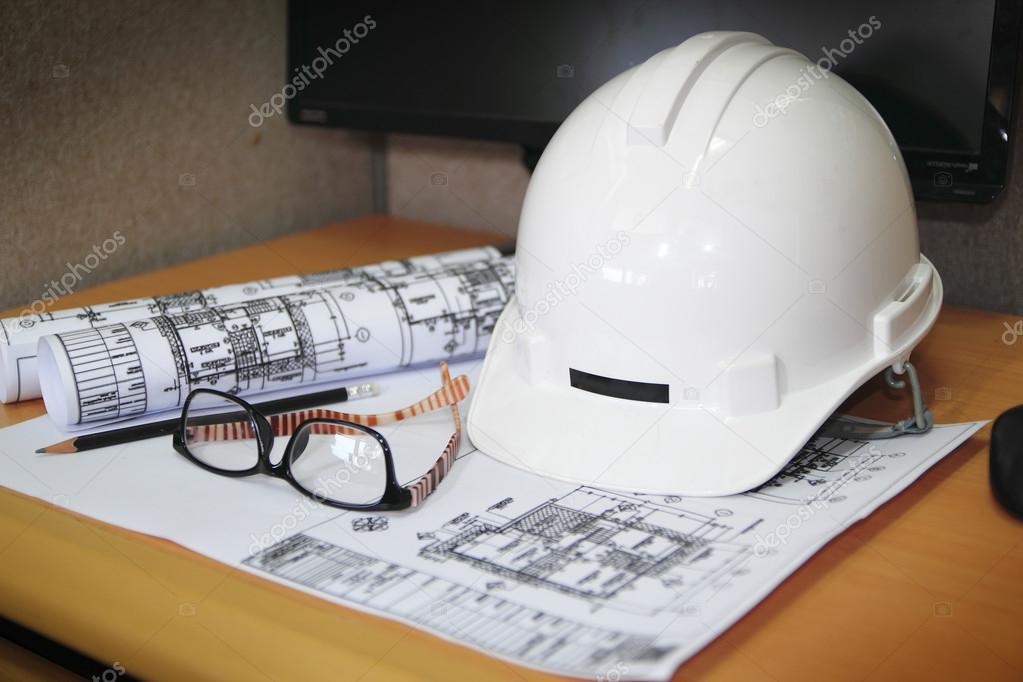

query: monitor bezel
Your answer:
[287,0,1022,203]
[903,0,1021,202]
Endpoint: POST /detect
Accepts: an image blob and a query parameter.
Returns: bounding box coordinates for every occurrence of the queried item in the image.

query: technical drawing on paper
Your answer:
[43,257,515,425]
[11,247,501,331]
[352,516,389,532]
[419,487,753,615]
[230,416,982,680]
[56,323,149,420]
[0,337,985,682]
[243,533,674,674]
[744,433,891,505]
[0,246,501,404]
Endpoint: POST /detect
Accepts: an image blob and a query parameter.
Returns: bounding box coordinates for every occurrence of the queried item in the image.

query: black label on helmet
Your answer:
[569,368,669,403]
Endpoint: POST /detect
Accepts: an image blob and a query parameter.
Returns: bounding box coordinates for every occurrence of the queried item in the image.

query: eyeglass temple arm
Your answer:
[265,371,470,437]
[403,362,463,507]
[187,371,470,443]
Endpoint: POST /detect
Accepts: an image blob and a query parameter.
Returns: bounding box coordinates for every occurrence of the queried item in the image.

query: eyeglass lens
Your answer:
[183,392,260,472]
[288,421,388,506]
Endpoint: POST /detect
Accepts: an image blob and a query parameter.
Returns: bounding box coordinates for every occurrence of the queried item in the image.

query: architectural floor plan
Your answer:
[418,487,752,615]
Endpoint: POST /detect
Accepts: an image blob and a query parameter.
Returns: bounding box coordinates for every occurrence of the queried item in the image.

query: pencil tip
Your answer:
[36,440,76,454]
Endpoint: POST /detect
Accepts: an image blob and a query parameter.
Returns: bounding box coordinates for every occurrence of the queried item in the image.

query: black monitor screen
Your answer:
[288,1,1021,201]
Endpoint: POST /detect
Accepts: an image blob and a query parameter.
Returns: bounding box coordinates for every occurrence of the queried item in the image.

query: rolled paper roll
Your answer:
[1,245,504,404]
[37,255,515,428]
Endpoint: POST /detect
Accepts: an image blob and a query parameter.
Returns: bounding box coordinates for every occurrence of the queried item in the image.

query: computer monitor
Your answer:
[286,0,1021,202]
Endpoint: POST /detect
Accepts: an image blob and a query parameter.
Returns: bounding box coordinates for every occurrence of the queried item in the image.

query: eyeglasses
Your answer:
[172,362,468,511]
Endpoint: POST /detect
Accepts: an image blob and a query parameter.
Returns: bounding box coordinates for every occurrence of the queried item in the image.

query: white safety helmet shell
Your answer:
[467,32,942,496]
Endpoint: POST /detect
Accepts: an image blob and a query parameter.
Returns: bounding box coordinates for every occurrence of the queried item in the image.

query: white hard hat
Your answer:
[467,31,942,496]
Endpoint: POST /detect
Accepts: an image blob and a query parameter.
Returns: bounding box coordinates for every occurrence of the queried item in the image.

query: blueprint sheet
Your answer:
[0,246,503,405]
[35,255,514,429]
[0,360,983,680]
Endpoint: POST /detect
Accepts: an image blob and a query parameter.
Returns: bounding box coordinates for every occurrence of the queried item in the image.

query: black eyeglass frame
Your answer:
[172,388,414,511]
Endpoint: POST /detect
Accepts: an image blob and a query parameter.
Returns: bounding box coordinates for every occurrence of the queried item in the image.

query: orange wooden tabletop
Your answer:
[1,215,1021,681]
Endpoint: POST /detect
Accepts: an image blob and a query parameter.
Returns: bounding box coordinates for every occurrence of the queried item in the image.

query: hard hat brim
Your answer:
[468,262,942,496]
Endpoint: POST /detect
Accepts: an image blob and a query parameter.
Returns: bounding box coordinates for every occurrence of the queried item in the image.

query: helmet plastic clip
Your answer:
[817,361,933,440]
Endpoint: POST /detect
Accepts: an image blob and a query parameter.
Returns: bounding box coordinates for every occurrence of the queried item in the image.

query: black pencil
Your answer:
[36,381,380,454]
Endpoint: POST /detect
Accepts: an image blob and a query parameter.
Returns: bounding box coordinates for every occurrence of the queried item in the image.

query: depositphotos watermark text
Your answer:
[752,15,882,128]
[13,230,127,334]
[249,15,377,127]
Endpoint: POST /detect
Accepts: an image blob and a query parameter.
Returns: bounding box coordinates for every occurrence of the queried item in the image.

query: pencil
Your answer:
[36,381,380,454]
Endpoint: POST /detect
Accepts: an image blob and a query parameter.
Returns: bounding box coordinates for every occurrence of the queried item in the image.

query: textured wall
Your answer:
[388,121,1023,315]
[387,134,530,237]
[0,1,373,312]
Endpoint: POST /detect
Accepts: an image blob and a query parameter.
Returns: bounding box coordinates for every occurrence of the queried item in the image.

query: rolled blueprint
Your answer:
[1,246,503,403]
[37,255,515,427]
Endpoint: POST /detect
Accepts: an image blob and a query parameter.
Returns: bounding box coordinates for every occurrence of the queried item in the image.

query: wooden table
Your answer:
[1,215,1020,681]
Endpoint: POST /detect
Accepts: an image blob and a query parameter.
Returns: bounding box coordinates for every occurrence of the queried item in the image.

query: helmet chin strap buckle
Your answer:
[818,361,934,440]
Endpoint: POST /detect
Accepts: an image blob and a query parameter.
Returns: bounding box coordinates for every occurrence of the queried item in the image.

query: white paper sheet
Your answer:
[0,361,983,680]
[34,255,514,428]
[0,245,503,404]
